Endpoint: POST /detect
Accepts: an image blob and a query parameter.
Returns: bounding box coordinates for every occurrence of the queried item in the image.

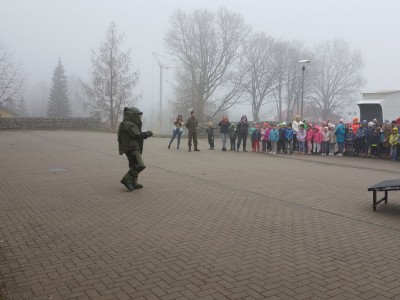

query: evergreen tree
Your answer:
[47,59,72,117]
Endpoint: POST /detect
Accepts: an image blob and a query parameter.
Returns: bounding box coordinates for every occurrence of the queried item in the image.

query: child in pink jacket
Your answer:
[305,124,314,155]
[313,126,323,154]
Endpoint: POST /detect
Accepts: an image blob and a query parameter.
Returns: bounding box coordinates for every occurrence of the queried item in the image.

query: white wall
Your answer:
[363,93,385,100]
[384,92,400,121]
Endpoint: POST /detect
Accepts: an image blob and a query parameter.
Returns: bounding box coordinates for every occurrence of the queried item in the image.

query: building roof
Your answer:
[357,99,384,105]
[362,90,400,95]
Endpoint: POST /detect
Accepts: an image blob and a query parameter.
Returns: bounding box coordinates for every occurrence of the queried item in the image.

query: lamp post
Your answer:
[298,59,310,120]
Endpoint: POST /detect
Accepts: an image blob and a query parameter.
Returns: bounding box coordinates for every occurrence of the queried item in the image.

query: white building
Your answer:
[357,90,400,123]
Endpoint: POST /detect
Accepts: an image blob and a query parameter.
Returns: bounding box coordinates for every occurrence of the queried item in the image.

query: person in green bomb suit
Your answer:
[118,107,153,191]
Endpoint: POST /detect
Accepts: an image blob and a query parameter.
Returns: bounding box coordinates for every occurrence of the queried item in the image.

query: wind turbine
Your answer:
[152,52,171,134]
[152,52,170,113]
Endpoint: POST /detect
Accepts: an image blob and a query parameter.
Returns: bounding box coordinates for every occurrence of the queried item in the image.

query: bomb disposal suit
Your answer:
[118,107,153,191]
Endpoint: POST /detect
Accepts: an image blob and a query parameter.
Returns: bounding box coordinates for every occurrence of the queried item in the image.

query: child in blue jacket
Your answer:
[345,127,356,156]
[335,122,346,157]
[269,124,279,154]
[285,123,294,154]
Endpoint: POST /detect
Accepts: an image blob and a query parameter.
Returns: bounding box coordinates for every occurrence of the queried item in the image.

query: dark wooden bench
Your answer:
[368,180,400,211]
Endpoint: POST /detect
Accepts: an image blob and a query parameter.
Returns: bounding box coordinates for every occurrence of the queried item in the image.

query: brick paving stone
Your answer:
[2,131,400,299]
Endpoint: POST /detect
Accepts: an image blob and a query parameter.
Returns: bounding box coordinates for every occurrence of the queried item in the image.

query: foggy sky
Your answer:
[1,0,399,119]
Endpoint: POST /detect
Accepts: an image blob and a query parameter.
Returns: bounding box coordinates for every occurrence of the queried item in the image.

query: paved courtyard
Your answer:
[2,130,400,300]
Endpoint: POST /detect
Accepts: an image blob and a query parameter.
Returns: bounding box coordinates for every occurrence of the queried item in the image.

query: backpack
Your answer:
[229,129,237,139]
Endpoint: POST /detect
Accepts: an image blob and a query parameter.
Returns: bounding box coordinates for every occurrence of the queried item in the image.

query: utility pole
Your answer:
[298,59,310,120]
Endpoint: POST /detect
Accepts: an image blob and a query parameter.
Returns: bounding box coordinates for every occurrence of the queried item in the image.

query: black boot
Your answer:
[134,183,143,189]
[120,178,134,191]
[188,146,191,152]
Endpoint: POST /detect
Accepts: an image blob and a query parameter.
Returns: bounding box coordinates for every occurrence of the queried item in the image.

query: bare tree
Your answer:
[284,43,307,122]
[273,41,309,122]
[240,32,278,121]
[80,22,139,129]
[165,7,248,121]
[308,39,365,120]
[0,42,25,106]
[273,41,287,122]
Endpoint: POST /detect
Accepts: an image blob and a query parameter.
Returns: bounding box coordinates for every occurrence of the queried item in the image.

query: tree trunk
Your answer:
[197,95,205,122]
[110,110,116,129]
[252,105,259,121]
[322,110,329,122]
[277,88,283,121]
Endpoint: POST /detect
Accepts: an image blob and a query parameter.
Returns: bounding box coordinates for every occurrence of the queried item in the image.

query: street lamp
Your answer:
[298,59,310,120]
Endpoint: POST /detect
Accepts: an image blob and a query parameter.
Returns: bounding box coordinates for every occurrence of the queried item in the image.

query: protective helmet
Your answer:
[124,107,143,115]
[123,107,143,124]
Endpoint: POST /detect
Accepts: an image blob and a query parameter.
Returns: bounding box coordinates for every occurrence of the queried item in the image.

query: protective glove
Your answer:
[147,131,153,137]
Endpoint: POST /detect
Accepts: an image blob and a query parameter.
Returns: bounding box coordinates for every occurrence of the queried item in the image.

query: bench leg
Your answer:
[385,190,388,204]
[373,190,377,211]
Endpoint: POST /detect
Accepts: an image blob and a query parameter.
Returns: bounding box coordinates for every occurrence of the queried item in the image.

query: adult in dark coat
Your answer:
[218,116,230,151]
[236,115,249,152]
[185,111,200,152]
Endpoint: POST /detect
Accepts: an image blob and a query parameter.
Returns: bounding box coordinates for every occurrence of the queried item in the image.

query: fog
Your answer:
[1,0,399,123]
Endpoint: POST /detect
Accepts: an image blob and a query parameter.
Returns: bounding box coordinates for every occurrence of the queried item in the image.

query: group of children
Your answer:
[206,117,400,161]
